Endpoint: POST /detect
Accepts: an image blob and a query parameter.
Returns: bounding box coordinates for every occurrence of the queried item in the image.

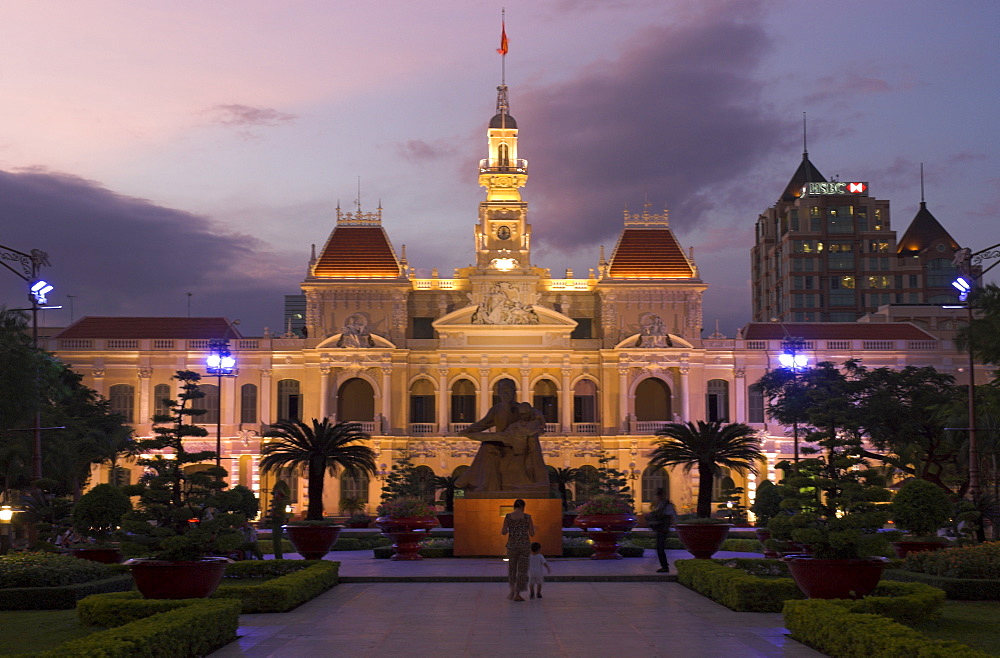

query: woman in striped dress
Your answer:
[501,498,535,601]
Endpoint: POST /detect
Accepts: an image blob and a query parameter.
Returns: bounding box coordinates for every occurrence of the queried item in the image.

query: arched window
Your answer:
[409,379,435,424]
[279,465,299,503]
[573,380,597,423]
[712,468,734,501]
[153,383,171,419]
[747,384,765,424]
[706,379,729,423]
[413,465,437,504]
[337,378,375,421]
[108,384,135,423]
[450,379,476,423]
[575,465,601,501]
[497,142,510,168]
[277,379,302,422]
[197,383,219,424]
[533,379,558,423]
[241,384,258,424]
[340,472,370,504]
[634,378,672,421]
[641,466,669,504]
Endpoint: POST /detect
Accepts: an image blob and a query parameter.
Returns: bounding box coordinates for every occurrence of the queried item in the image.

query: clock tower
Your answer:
[474,83,532,271]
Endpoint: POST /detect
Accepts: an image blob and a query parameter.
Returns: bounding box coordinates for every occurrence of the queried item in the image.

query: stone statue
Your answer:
[455,380,549,496]
[338,313,373,348]
[471,282,540,325]
[638,313,672,348]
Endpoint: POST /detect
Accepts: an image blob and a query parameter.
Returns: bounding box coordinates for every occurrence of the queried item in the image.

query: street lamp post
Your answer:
[779,336,809,466]
[206,338,236,472]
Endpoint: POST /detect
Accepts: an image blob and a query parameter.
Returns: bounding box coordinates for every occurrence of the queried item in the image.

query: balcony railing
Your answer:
[478,158,527,174]
[572,423,598,435]
[408,423,437,436]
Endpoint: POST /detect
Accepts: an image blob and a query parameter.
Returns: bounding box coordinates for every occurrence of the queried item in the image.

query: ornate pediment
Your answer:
[432,302,577,349]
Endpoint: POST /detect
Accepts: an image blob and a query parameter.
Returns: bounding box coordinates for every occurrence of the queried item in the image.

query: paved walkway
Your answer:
[210,549,822,657]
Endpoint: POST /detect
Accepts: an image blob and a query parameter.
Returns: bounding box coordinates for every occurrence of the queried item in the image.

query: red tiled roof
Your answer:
[606,228,695,279]
[56,317,241,340]
[313,226,401,278]
[742,322,936,341]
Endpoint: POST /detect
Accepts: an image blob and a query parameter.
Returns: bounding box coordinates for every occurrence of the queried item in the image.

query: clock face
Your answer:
[497,225,511,240]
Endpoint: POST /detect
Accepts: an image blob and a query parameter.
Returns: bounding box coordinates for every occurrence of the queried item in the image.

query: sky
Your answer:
[1,0,998,337]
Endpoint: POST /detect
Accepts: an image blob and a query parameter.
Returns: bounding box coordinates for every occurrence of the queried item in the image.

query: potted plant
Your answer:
[768,438,893,599]
[375,496,438,560]
[651,420,763,559]
[750,479,783,557]
[433,475,458,528]
[573,494,637,559]
[346,512,372,529]
[339,496,371,528]
[69,483,131,563]
[889,478,952,558]
[261,418,376,559]
[119,370,245,599]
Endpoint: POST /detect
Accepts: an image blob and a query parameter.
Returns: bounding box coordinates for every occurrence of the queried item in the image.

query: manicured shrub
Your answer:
[719,538,762,552]
[0,552,118,588]
[43,598,240,657]
[783,599,988,657]
[884,569,1000,601]
[891,479,953,538]
[0,574,134,610]
[904,542,1000,579]
[214,561,339,612]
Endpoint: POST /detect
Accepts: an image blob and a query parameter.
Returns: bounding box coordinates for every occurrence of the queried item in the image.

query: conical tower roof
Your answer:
[780,153,825,201]
[897,202,959,254]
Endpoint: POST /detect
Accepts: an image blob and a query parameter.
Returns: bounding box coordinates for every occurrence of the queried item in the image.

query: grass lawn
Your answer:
[0,609,101,655]
[908,601,1000,655]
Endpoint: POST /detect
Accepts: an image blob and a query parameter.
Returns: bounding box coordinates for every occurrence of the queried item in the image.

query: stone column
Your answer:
[259,369,273,426]
[680,364,691,422]
[618,366,630,433]
[478,368,490,417]
[137,367,152,429]
[318,365,331,420]
[733,367,746,423]
[437,367,449,434]
[222,375,236,425]
[560,367,572,433]
[520,368,531,404]
[380,366,392,435]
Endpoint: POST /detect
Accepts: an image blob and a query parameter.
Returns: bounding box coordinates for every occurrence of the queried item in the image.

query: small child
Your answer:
[528,542,551,599]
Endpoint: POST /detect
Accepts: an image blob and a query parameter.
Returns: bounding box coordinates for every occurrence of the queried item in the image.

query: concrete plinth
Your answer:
[454,497,562,557]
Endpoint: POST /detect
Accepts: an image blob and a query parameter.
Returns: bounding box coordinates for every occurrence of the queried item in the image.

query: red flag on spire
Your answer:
[497,22,508,55]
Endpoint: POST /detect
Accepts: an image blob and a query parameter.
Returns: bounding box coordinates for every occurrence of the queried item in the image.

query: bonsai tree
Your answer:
[750,479,782,527]
[649,420,763,518]
[891,478,952,540]
[380,452,431,503]
[119,370,244,561]
[71,483,131,545]
[716,483,748,525]
[768,434,892,559]
[376,496,435,519]
[266,479,291,558]
[261,419,376,522]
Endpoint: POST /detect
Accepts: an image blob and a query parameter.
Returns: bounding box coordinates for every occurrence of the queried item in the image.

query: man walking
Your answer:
[648,488,676,573]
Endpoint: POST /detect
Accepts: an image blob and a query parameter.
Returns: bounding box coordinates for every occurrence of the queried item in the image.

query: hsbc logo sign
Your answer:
[803,181,869,196]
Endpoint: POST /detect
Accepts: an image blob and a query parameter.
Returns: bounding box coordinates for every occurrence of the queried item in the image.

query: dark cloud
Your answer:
[209,104,297,127]
[395,139,458,162]
[0,168,297,334]
[515,4,790,253]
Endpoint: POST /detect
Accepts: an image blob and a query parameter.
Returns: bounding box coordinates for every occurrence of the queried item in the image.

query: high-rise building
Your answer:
[752,151,963,322]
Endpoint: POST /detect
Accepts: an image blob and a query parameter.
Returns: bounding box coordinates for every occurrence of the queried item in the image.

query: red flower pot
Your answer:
[375,516,438,560]
[436,513,454,529]
[784,556,889,599]
[71,547,123,564]
[283,524,343,560]
[128,558,229,599]
[754,529,779,559]
[574,513,638,559]
[675,523,732,559]
[891,540,947,559]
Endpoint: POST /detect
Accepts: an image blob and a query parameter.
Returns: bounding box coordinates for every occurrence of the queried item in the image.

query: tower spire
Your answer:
[495,9,510,129]
[802,112,808,158]
[920,162,925,204]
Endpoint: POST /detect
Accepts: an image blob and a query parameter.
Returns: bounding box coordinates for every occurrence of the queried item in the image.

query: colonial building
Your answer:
[49,83,977,519]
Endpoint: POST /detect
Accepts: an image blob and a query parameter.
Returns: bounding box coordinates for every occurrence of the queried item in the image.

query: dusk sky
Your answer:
[1,1,997,337]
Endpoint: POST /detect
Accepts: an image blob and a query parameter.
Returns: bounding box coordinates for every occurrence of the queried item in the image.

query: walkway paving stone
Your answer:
[210,549,822,657]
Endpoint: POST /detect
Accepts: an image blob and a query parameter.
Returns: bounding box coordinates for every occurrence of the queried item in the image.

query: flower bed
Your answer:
[783,599,987,657]
[677,558,945,623]
[904,543,1000,579]
[33,598,239,657]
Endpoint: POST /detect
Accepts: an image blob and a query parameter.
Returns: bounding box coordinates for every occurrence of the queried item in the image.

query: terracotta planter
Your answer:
[562,513,577,528]
[283,524,343,560]
[71,546,123,564]
[574,513,638,560]
[891,540,948,559]
[128,558,229,599]
[754,528,780,559]
[784,556,889,599]
[436,512,454,529]
[347,521,370,529]
[675,523,732,559]
[375,515,438,560]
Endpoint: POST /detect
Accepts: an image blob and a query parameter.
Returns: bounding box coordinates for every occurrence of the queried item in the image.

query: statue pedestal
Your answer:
[454,497,562,557]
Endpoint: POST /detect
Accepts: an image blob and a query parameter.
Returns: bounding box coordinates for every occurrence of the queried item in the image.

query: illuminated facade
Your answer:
[50,85,977,518]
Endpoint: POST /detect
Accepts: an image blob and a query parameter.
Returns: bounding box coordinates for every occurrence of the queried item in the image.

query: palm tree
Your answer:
[548,466,580,511]
[649,420,763,518]
[261,419,376,521]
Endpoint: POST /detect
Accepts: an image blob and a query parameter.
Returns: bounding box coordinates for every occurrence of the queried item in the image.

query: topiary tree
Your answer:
[891,478,953,539]
[71,483,131,545]
[750,479,783,527]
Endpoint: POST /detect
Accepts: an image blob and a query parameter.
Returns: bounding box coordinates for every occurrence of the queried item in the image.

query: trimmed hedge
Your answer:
[904,542,1000,579]
[884,569,1000,601]
[372,544,644,559]
[37,598,240,658]
[0,573,134,610]
[783,599,988,658]
[627,537,761,552]
[677,558,944,622]
[0,552,124,588]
